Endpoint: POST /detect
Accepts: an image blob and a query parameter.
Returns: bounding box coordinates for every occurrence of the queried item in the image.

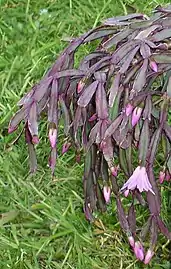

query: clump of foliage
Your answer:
[9,4,171,264]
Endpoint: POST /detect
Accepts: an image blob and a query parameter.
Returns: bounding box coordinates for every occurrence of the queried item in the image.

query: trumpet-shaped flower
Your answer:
[121,166,155,195]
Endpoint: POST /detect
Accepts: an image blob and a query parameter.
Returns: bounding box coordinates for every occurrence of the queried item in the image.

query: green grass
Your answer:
[1,0,171,268]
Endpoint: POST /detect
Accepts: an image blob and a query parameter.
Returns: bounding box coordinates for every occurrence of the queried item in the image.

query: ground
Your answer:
[0,0,171,268]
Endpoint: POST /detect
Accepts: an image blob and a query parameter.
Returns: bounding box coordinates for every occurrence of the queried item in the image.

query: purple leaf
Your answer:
[128,203,136,234]
[28,101,38,137]
[109,73,121,107]
[103,29,133,49]
[140,43,151,59]
[8,107,29,133]
[48,79,58,124]
[132,59,148,93]
[138,119,150,166]
[112,40,140,64]
[104,114,123,139]
[96,83,108,120]
[78,81,98,107]
[83,29,117,43]
[151,28,171,42]
[116,197,130,232]
[120,46,140,74]
[33,77,53,102]
[155,216,171,239]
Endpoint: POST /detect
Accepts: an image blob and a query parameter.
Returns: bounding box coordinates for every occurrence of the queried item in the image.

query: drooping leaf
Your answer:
[139,119,150,166]
[48,79,58,124]
[132,59,148,93]
[103,29,133,49]
[28,101,38,137]
[120,45,140,74]
[96,83,108,119]
[151,28,171,42]
[78,81,98,107]
[109,73,121,108]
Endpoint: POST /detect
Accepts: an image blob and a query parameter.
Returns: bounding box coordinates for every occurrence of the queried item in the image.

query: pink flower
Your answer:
[121,166,155,195]
[149,61,158,72]
[103,186,111,203]
[133,241,144,261]
[144,249,154,264]
[62,142,71,155]
[128,236,135,248]
[32,135,39,144]
[124,189,130,197]
[48,128,57,148]
[125,103,134,116]
[165,171,171,182]
[77,80,85,93]
[110,166,118,177]
[159,171,165,184]
[131,107,142,127]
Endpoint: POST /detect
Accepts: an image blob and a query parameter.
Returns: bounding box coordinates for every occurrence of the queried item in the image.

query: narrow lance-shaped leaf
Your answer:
[112,40,140,64]
[78,81,98,107]
[155,216,171,239]
[8,107,29,133]
[48,79,58,124]
[132,59,148,93]
[33,77,53,102]
[167,76,171,98]
[143,95,152,121]
[140,216,152,241]
[140,43,151,59]
[128,203,136,235]
[28,101,38,137]
[150,218,158,249]
[83,29,117,43]
[147,167,160,215]
[116,197,130,232]
[101,137,113,168]
[153,54,171,64]
[119,148,129,176]
[109,86,124,120]
[96,83,108,119]
[103,29,133,49]
[109,73,121,108]
[87,120,101,150]
[104,114,123,139]
[59,95,70,136]
[25,126,37,173]
[134,25,161,40]
[151,28,171,42]
[120,45,140,74]
[103,13,145,25]
[139,119,150,166]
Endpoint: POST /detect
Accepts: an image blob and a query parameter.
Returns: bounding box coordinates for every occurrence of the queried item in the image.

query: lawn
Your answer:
[1,0,171,268]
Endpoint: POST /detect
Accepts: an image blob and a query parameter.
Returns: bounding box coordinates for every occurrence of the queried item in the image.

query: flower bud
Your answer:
[103,186,111,204]
[77,81,85,93]
[144,249,154,264]
[134,241,144,261]
[159,171,165,184]
[49,128,57,148]
[128,236,135,248]
[149,61,158,72]
[62,142,71,155]
[124,189,129,197]
[131,107,142,127]
[125,103,134,116]
[110,166,118,177]
[32,135,39,144]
